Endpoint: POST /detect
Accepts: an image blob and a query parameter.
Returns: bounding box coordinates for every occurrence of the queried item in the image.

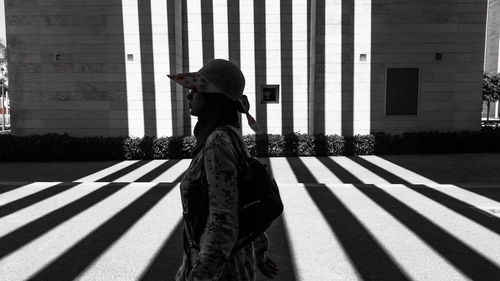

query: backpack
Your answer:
[219,126,284,251]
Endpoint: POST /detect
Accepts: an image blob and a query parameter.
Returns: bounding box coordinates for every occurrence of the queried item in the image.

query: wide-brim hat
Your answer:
[168,59,245,103]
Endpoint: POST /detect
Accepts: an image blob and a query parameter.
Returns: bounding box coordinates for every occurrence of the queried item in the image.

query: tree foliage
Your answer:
[0,39,7,84]
[483,72,500,102]
[483,72,500,121]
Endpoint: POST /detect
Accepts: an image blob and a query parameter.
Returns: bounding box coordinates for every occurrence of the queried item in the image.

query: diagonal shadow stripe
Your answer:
[339,158,500,235]
[28,183,176,281]
[286,157,318,183]
[407,184,500,236]
[287,157,410,279]
[0,182,80,219]
[305,184,411,280]
[349,157,410,184]
[139,220,184,281]
[0,182,31,195]
[136,159,181,182]
[257,216,298,281]
[316,156,363,184]
[460,187,500,203]
[351,157,500,234]
[355,184,500,280]
[97,160,150,182]
[173,172,186,184]
[0,183,128,260]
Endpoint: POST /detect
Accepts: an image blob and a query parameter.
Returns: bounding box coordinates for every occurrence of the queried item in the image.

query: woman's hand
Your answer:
[257,256,278,279]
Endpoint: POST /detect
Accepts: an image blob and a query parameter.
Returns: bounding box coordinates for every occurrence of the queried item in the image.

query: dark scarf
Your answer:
[192,93,240,156]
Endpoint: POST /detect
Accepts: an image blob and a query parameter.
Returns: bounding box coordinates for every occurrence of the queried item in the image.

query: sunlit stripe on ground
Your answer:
[76,161,139,182]
[75,184,182,281]
[0,182,109,238]
[152,159,190,182]
[0,182,60,205]
[377,184,500,267]
[330,156,391,184]
[268,158,298,183]
[113,160,168,182]
[426,184,500,211]
[280,183,359,280]
[325,183,468,280]
[299,157,343,183]
[359,156,438,184]
[0,183,157,281]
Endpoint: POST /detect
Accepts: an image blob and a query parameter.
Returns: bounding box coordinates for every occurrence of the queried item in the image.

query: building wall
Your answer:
[5,0,487,137]
[485,0,500,73]
[371,0,487,133]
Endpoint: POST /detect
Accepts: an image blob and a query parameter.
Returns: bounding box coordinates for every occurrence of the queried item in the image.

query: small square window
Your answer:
[360,54,367,61]
[261,85,280,104]
[54,53,63,63]
[127,54,134,61]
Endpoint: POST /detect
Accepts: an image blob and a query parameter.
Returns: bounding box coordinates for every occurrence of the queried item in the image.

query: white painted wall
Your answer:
[122,0,145,137]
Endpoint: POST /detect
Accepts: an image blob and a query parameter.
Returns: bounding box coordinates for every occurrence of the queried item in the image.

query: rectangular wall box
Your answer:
[385,68,419,116]
[261,85,280,104]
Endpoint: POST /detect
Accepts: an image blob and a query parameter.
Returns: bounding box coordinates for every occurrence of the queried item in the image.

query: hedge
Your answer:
[0,128,499,161]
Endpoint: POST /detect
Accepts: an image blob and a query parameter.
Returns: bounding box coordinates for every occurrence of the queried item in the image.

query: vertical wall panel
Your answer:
[151,0,173,137]
[281,0,294,134]
[324,0,342,135]
[341,0,354,136]
[266,0,282,134]
[187,0,203,134]
[123,0,145,137]
[139,0,157,137]
[254,0,267,133]
[213,0,229,60]
[292,0,309,133]
[353,0,371,134]
[228,0,241,67]
[498,36,500,72]
[240,0,257,135]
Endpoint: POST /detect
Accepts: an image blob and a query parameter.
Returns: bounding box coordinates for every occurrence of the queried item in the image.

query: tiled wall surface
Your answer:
[371,0,487,133]
[5,0,487,137]
[485,0,500,73]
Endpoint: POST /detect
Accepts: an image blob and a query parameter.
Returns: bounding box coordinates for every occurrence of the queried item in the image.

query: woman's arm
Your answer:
[189,129,239,280]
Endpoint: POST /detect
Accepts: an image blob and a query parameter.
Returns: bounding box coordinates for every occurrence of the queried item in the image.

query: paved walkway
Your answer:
[0,154,499,280]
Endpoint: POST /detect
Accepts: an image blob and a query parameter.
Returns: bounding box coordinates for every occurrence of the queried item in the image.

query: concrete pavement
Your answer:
[0,154,499,280]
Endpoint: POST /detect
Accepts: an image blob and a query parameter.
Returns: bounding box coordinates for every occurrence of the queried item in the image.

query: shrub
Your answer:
[0,133,125,161]
[2,128,500,161]
[243,134,256,156]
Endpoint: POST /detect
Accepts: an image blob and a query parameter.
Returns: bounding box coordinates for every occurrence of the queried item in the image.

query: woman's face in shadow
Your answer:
[186,90,206,116]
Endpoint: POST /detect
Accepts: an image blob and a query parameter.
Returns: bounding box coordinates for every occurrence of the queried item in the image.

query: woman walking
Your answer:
[169,59,278,281]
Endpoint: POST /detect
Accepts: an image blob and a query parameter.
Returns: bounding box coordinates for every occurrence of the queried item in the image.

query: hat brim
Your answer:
[168,72,225,94]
